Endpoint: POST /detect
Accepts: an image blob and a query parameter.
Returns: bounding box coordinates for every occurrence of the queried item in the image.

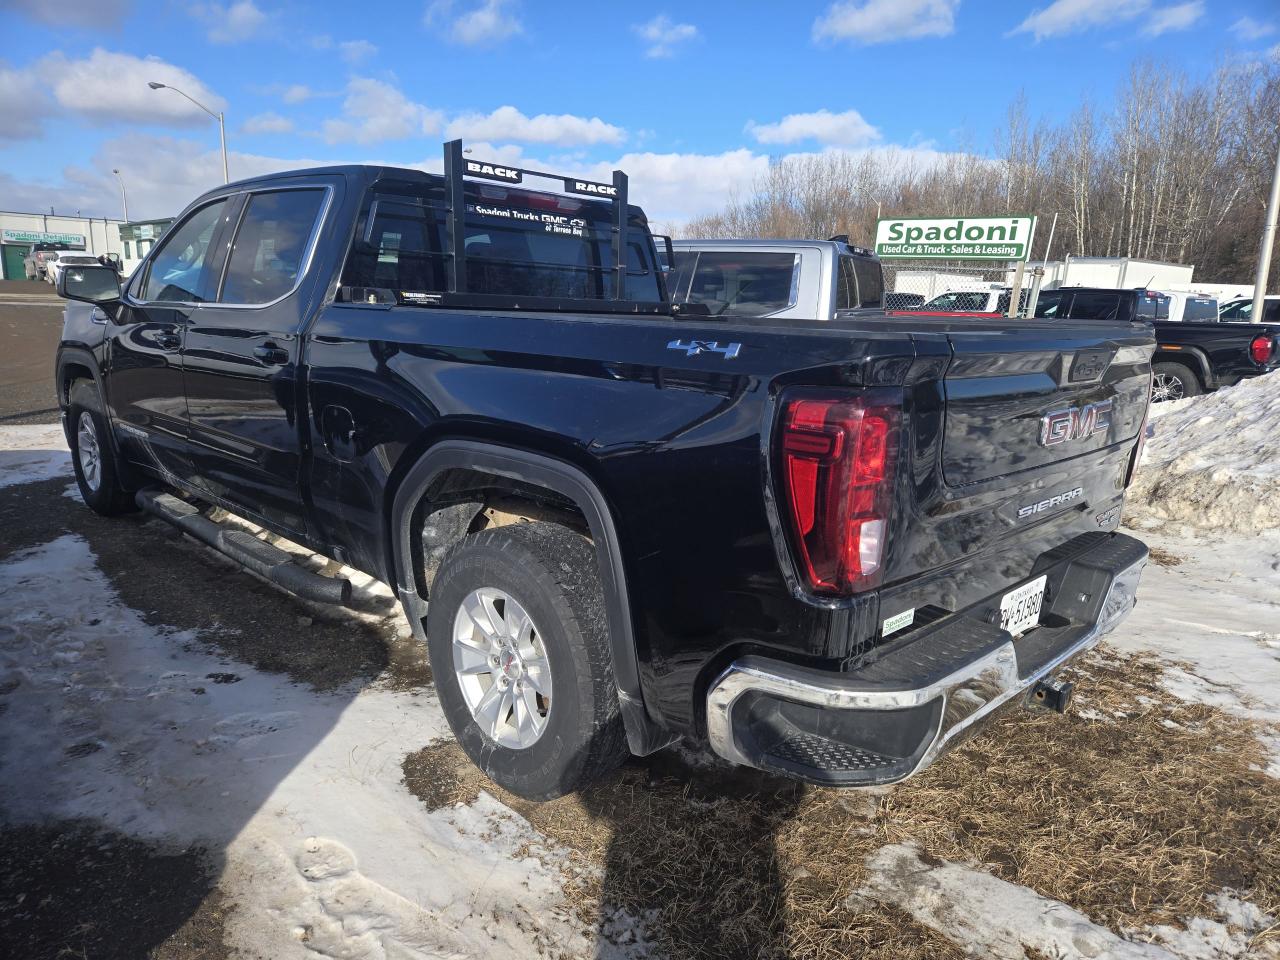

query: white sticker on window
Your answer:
[882,608,915,637]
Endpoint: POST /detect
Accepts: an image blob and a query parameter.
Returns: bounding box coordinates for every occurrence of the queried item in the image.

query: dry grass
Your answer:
[403,650,1280,960]
[1147,546,1185,567]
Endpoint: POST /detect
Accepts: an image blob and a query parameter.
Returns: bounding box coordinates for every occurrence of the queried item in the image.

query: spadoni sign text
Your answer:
[874,216,1036,261]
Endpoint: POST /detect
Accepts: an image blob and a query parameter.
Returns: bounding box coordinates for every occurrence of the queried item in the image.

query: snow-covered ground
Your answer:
[1,401,1278,959]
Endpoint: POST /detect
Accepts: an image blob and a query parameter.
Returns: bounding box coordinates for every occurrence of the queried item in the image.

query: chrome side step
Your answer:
[135,489,352,605]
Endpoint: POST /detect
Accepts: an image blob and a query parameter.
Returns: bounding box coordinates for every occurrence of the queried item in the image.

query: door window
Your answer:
[139,200,228,303]
[220,189,326,304]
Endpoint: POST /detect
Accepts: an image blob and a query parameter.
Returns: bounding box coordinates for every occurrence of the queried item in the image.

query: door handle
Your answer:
[253,342,289,365]
[155,333,181,350]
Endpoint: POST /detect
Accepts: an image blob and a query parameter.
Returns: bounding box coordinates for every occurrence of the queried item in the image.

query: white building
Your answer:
[0,210,172,280]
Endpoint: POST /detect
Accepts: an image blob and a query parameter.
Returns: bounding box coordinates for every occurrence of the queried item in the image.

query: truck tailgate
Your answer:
[940,322,1152,486]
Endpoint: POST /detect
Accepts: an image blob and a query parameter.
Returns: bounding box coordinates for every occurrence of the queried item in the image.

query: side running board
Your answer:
[135,489,352,606]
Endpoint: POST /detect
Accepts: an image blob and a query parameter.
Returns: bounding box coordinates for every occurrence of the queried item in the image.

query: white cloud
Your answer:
[1010,0,1149,40]
[0,61,50,142]
[424,0,523,46]
[0,0,130,28]
[321,77,442,145]
[445,105,625,145]
[242,111,294,134]
[632,14,699,58]
[1141,1,1202,36]
[1230,16,1276,41]
[339,39,378,63]
[31,49,226,126]
[747,109,880,147]
[311,35,378,63]
[188,0,267,44]
[281,83,316,104]
[813,0,958,44]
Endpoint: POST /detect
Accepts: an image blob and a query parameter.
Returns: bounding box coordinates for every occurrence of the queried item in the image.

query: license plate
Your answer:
[1000,575,1047,638]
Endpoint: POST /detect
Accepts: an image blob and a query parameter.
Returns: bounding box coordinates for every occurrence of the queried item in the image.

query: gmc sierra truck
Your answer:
[55,143,1152,800]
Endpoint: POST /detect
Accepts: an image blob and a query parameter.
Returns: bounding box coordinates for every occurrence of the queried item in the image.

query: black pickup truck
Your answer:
[55,143,1152,800]
[1030,286,1280,402]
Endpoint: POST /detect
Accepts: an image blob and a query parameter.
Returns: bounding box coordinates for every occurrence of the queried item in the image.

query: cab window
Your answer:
[140,200,228,303]
[220,189,326,304]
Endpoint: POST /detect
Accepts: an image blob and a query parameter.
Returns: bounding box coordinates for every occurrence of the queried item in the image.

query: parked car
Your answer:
[1218,296,1280,324]
[884,292,925,310]
[23,241,71,281]
[666,238,884,318]
[918,285,1039,315]
[56,146,1150,800]
[46,252,108,287]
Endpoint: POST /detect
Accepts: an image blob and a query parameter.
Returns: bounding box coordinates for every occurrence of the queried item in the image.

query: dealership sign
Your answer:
[874,216,1036,261]
[1,229,86,248]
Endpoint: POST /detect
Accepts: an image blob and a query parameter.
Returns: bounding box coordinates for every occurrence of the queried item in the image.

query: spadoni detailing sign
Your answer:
[874,216,1036,261]
[1,229,87,248]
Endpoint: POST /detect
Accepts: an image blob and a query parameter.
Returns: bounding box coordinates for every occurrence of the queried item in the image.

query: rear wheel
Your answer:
[426,521,626,800]
[68,381,136,516]
[1150,362,1201,403]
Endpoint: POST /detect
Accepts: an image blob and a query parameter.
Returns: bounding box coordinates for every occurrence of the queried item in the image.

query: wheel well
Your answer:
[1153,354,1205,387]
[59,363,96,403]
[412,467,589,599]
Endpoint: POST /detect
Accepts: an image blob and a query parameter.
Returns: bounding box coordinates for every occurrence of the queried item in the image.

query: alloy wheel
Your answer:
[451,587,553,749]
[77,411,102,492]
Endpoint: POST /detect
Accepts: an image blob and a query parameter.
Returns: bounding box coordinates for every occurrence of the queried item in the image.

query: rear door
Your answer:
[181,184,332,536]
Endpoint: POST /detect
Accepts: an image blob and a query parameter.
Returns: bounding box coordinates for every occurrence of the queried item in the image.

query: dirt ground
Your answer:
[0,282,64,424]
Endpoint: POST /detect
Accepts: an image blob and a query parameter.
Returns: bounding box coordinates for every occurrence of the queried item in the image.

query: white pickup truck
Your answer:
[666,238,885,319]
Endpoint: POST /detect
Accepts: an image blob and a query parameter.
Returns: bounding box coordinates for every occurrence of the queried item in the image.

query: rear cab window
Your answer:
[660,250,798,317]
[1182,297,1218,322]
[341,179,661,304]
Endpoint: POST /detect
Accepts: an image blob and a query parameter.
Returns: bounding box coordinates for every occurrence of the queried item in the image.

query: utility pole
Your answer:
[1251,137,1280,323]
[148,81,230,184]
[112,169,129,223]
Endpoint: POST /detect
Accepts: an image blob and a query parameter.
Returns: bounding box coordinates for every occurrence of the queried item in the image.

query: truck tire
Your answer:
[1150,362,1202,403]
[426,521,626,800]
[68,380,136,516]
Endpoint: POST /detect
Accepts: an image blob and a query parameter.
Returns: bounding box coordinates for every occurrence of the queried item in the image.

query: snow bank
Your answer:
[1127,370,1280,534]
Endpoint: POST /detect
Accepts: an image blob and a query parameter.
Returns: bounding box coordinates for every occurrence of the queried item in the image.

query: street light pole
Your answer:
[1251,137,1280,323]
[111,168,129,223]
[147,81,230,184]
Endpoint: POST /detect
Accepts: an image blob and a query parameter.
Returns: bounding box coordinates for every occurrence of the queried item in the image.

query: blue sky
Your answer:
[2,0,1278,224]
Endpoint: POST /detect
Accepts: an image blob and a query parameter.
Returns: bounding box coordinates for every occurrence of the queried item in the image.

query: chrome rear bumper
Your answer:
[705,533,1147,786]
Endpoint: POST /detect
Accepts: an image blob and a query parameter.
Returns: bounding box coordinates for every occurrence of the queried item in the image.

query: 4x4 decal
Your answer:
[667,339,742,359]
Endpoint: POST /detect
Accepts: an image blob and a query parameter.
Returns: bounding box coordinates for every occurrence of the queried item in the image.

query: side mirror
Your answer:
[57,263,122,310]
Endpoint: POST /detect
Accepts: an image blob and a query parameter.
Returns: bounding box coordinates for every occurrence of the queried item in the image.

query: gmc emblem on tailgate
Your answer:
[1039,399,1113,447]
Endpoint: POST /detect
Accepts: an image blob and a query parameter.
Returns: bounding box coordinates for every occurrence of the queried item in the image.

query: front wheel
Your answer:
[68,381,136,516]
[1150,362,1202,403]
[425,521,626,800]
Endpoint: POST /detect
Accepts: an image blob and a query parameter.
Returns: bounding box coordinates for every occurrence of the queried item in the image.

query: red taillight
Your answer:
[1250,334,1275,365]
[777,391,901,595]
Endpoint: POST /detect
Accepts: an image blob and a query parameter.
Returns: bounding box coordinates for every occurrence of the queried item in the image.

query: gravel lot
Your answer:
[1,298,1277,960]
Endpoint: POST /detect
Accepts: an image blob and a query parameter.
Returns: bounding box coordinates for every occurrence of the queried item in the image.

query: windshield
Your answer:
[667,251,798,317]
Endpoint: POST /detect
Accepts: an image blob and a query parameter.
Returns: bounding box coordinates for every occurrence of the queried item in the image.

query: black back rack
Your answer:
[443,138,632,304]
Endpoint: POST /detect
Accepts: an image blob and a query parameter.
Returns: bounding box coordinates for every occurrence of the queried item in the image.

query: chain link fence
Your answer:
[882,261,1024,312]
